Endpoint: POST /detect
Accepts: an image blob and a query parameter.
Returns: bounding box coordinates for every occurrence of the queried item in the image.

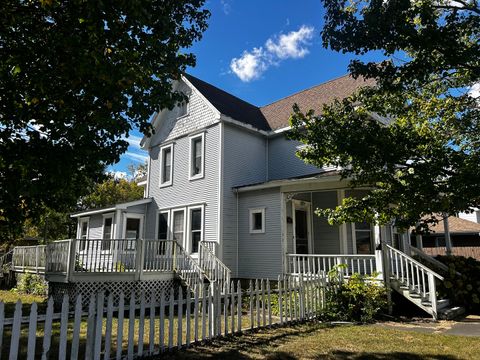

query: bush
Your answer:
[14,273,47,296]
[321,265,387,323]
[434,255,480,313]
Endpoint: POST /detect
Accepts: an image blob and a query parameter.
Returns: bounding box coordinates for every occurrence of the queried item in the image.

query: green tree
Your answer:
[290,0,480,231]
[0,0,209,241]
[79,177,144,210]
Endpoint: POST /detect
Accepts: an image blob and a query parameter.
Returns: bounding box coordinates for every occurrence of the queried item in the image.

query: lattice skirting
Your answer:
[49,279,180,308]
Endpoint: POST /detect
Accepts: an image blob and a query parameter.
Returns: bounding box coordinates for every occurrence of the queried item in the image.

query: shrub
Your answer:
[14,273,47,296]
[321,265,387,323]
[434,255,480,313]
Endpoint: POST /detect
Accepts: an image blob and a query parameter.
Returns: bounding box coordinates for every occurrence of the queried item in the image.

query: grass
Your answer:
[156,322,480,360]
[0,289,47,317]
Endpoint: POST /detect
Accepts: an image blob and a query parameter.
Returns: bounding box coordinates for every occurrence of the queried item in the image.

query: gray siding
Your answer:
[222,124,267,277]
[238,188,282,279]
[312,191,340,254]
[267,134,320,180]
[145,124,220,246]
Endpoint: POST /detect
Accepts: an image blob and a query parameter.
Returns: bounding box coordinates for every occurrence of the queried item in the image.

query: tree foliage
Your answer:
[290,0,480,231]
[0,0,209,240]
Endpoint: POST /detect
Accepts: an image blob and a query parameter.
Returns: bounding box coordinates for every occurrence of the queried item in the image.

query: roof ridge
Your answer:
[260,73,353,108]
[184,73,261,110]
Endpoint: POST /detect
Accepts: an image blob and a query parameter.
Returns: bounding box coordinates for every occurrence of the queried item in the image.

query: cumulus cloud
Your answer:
[106,171,128,180]
[469,82,480,99]
[230,25,315,82]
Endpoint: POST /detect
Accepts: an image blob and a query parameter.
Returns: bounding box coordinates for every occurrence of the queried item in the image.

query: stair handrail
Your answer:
[0,250,14,270]
[172,241,206,292]
[386,244,444,281]
[199,241,231,291]
[385,243,444,319]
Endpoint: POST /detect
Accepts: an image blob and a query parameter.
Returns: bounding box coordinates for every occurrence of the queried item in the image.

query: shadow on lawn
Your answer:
[314,351,459,360]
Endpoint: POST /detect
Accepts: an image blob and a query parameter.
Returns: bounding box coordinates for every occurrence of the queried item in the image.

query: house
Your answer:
[15,74,459,318]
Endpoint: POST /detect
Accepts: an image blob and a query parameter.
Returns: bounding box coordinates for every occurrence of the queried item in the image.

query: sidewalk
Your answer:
[373,315,480,337]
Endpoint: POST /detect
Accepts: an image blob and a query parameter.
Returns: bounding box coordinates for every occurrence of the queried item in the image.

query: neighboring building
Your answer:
[458,209,480,224]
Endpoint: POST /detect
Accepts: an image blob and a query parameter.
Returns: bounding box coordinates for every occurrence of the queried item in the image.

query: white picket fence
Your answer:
[1,274,326,359]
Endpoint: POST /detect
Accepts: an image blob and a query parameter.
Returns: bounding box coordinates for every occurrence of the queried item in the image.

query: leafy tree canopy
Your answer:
[0,0,209,240]
[290,0,480,231]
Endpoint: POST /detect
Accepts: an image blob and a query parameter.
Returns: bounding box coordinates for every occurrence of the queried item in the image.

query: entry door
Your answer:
[293,200,311,254]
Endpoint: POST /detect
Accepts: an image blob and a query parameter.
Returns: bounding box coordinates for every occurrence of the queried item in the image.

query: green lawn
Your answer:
[0,290,47,318]
[157,322,480,360]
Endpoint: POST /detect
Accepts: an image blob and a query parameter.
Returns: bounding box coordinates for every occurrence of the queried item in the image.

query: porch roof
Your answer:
[233,170,341,192]
[70,198,152,218]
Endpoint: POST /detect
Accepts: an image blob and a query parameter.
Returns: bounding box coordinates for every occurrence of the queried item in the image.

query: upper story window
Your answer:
[159,144,173,187]
[189,133,205,180]
[249,208,265,234]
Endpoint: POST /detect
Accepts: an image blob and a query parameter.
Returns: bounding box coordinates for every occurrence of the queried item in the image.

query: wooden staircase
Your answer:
[384,244,464,319]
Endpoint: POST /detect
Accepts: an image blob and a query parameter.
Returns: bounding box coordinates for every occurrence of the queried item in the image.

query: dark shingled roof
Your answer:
[260,74,376,130]
[184,74,271,131]
[185,73,375,132]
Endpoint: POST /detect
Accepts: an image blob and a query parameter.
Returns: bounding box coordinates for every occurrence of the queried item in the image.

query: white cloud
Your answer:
[230,25,315,82]
[265,25,314,59]
[106,171,128,180]
[124,151,148,163]
[469,82,480,99]
[221,0,232,15]
[230,48,268,82]
[123,134,143,150]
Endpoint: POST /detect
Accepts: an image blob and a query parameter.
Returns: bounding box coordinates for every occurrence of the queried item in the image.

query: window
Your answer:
[172,210,185,245]
[189,208,202,253]
[101,215,113,251]
[159,144,173,187]
[189,133,204,180]
[78,218,89,251]
[249,208,265,234]
[157,212,169,240]
[354,221,373,254]
[125,218,141,250]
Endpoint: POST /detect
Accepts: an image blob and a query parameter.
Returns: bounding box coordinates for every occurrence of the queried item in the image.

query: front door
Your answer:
[293,200,311,254]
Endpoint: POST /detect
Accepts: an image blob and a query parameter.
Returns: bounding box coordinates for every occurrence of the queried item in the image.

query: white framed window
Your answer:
[78,217,89,251]
[187,205,204,253]
[171,209,186,246]
[249,208,265,234]
[159,144,173,187]
[189,132,205,180]
[157,211,170,241]
[352,221,374,255]
[101,213,114,251]
[122,214,143,250]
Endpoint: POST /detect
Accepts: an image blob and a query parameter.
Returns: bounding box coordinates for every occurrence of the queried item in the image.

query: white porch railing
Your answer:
[384,243,444,317]
[199,241,231,292]
[286,253,377,277]
[12,245,46,274]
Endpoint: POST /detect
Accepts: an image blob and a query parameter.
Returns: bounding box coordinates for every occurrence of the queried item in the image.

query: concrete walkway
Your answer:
[373,315,480,337]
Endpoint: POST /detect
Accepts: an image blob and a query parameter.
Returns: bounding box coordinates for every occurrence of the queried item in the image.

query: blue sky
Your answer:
[110,0,380,177]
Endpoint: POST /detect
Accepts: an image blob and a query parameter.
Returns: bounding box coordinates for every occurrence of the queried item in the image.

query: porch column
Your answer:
[373,224,384,279]
[443,214,453,256]
[415,222,423,250]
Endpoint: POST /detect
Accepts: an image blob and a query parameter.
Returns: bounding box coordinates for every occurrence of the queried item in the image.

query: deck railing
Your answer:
[12,245,46,274]
[286,253,377,277]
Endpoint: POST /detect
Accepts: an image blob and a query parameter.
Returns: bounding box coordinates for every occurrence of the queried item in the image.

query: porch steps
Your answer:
[390,279,464,320]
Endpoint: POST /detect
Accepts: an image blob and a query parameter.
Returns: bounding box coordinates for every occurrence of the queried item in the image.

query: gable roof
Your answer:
[185,73,374,133]
[260,74,376,130]
[184,74,271,131]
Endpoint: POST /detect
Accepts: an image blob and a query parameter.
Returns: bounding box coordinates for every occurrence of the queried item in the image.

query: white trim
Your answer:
[236,173,342,193]
[181,75,222,120]
[145,151,151,198]
[351,222,375,255]
[77,217,90,240]
[187,204,205,254]
[155,210,171,240]
[337,190,348,254]
[219,114,270,136]
[171,207,187,248]
[217,122,224,258]
[249,207,266,234]
[122,212,144,238]
[157,201,206,212]
[189,132,205,181]
[176,99,190,119]
[292,200,313,254]
[159,143,174,187]
[71,198,152,218]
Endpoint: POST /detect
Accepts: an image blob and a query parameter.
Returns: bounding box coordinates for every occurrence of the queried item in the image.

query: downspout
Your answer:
[235,188,239,278]
[265,137,269,182]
